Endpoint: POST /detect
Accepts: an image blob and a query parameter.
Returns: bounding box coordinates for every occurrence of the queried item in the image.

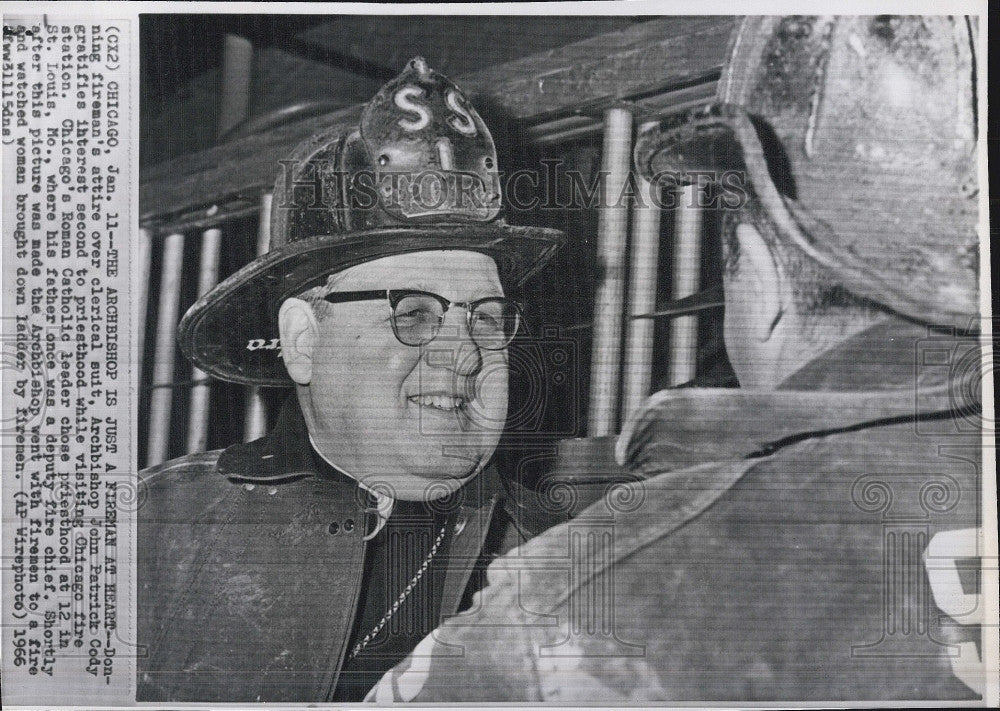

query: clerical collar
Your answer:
[307,432,394,540]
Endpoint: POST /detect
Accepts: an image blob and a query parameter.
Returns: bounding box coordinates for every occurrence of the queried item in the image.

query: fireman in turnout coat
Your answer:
[136,58,564,702]
[369,17,988,703]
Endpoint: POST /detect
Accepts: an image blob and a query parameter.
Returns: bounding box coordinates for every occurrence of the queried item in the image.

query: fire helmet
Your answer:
[180,57,565,386]
[635,16,979,329]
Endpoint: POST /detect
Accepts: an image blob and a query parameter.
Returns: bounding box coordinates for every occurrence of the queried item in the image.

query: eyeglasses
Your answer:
[322,289,521,350]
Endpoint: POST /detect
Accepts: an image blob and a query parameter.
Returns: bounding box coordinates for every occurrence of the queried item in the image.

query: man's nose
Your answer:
[423,307,482,377]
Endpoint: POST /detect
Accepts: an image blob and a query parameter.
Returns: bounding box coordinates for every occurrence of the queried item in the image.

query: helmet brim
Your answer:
[178,223,565,386]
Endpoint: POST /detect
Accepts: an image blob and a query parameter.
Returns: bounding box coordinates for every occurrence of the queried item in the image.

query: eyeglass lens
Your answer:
[392,294,518,349]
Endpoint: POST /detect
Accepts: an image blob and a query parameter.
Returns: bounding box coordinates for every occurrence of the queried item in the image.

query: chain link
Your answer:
[348,522,449,660]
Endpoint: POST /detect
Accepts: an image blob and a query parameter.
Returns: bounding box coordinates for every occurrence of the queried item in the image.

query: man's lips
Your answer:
[407,392,467,412]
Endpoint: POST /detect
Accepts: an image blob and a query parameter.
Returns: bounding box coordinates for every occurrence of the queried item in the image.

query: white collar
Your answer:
[307,432,393,540]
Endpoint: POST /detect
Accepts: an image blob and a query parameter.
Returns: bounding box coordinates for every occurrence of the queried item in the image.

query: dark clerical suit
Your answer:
[137,399,499,702]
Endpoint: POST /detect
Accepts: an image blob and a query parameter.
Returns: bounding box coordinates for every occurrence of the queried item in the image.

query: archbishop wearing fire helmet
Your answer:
[136,58,564,702]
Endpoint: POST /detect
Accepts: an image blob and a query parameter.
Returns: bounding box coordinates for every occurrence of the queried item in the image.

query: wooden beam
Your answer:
[295,16,641,81]
[140,16,735,232]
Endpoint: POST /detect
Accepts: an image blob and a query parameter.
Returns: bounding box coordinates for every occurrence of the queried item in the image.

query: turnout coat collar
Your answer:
[617,319,978,469]
[137,398,499,703]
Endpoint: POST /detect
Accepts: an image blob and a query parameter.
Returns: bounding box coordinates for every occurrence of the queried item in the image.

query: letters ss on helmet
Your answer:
[393,85,478,138]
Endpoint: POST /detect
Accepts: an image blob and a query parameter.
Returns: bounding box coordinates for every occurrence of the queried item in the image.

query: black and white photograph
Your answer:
[2,3,996,708]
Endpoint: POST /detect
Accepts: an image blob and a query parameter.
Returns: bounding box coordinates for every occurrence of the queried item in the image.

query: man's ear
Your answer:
[278,298,318,385]
[734,222,784,342]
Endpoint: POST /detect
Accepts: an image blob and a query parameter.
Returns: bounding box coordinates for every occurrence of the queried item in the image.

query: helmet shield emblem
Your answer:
[360,57,501,222]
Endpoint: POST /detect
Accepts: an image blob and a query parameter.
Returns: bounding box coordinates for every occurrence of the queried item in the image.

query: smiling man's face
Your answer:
[287,249,509,501]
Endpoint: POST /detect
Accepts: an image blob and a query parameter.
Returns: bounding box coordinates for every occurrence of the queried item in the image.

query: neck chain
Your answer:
[347,521,449,660]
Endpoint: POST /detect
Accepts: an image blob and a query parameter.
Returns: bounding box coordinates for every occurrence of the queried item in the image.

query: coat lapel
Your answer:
[440,464,499,618]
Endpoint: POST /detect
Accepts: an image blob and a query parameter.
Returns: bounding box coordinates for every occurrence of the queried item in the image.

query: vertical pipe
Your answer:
[668,185,702,385]
[587,106,633,436]
[621,123,662,419]
[136,228,153,368]
[255,192,273,257]
[218,34,253,138]
[146,232,185,467]
[185,229,222,453]
[183,32,255,450]
[243,192,273,442]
